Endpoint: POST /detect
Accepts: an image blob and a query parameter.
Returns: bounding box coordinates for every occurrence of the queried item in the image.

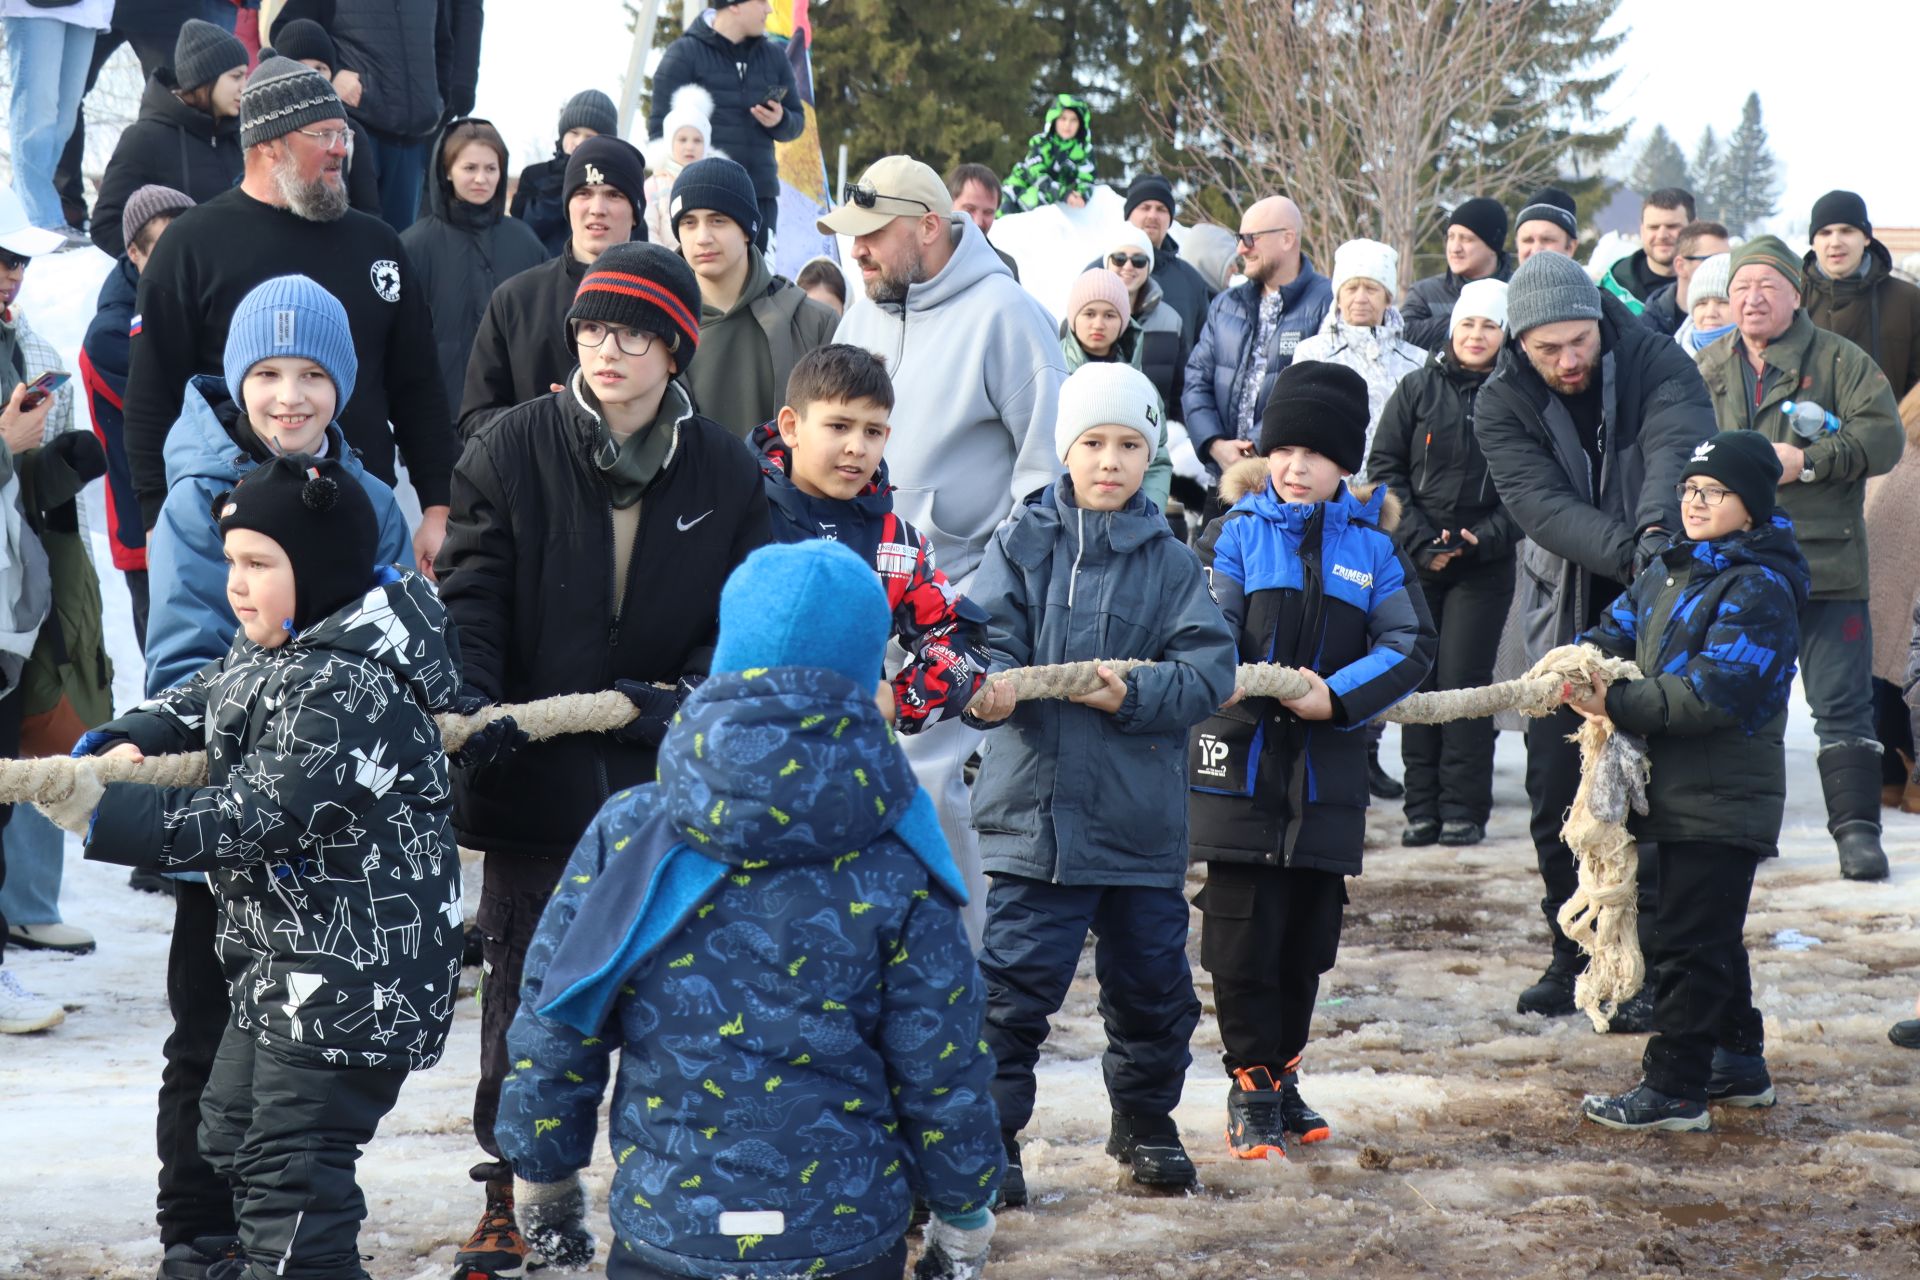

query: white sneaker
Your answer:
[0,969,65,1033]
[7,922,95,954]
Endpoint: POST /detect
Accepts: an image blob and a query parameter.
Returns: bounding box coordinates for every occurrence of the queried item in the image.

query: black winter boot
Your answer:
[1367,740,1405,799]
[1706,1047,1776,1107]
[1226,1068,1288,1161]
[1106,1112,1196,1190]
[1603,985,1655,1034]
[1819,744,1890,881]
[1278,1057,1330,1143]
[1516,952,1582,1017]
[996,1131,1026,1210]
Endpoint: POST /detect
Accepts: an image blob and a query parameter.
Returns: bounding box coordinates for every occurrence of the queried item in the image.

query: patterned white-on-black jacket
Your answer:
[83,568,464,1072]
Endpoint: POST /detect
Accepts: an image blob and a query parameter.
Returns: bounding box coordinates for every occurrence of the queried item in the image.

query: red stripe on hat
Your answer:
[576,270,700,344]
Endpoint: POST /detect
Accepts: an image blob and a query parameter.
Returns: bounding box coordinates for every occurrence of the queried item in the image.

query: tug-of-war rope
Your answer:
[0,645,1642,1027]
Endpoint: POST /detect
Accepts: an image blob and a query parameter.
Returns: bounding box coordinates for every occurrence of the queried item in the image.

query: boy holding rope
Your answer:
[966,361,1236,1202]
[1571,431,1809,1132]
[1187,361,1435,1162]
[40,453,464,1280]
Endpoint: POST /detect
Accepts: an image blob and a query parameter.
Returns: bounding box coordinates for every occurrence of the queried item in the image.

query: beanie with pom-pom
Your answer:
[216,452,380,631]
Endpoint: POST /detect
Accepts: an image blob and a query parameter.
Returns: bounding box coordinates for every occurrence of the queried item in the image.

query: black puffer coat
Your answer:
[456,249,584,438]
[508,147,569,258]
[90,71,242,258]
[400,121,549,411]
[436,375,771,860]
[1366,354,1521,566]
[645,16,802,201]
[282,0,449,141]
[84,569,464,1071]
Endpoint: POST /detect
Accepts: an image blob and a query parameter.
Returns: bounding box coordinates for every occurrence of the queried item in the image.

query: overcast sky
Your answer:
[474,1,1920,237]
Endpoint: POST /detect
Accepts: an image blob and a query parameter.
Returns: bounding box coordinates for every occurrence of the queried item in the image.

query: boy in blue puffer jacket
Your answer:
[966,362,1236,1204]
[1188,361,1435,1162]
[1571,431,1810,1134]
[497,541,1004,1280]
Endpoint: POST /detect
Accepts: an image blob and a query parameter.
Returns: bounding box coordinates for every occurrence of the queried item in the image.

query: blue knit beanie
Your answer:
[711,541,890,688]
[669,156,761,243]
[223,275,358,412]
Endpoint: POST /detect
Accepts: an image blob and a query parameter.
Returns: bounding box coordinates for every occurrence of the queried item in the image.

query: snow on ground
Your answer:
[7,248,1920,1280]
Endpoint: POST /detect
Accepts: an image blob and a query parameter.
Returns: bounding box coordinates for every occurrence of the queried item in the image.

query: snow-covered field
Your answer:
[5,249,1920,1280]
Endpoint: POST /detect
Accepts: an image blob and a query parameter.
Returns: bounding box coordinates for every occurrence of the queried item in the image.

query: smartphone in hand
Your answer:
[18,370,70,413]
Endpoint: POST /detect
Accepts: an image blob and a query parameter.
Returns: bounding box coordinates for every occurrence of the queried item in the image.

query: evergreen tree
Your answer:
[1689,127,1723,221]
[1716,93,1781,236]
[1629,125,1689,195]
[807,0,1056,182]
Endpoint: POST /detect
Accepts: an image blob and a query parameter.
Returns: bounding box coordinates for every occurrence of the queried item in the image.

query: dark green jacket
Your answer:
[1581,516,1810,857]
[1696,311,1904,599]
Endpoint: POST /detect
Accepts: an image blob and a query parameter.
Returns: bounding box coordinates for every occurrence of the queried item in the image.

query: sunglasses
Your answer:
[1235,226,1287,249]
[842,182,931,216]
[0,248,30,272]
[1108,253,1150,269]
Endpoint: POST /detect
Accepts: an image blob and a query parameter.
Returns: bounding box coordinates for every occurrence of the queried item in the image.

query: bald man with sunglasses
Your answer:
[1182,195,1333,474]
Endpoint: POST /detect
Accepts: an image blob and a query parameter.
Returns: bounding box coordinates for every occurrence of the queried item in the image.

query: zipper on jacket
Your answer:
[1067,506,1086,608]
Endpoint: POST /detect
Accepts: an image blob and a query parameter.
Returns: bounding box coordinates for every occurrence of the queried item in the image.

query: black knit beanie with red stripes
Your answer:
[567,241,703,372]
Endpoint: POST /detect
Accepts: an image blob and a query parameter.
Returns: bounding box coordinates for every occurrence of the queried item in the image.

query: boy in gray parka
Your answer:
[966,361,1236,1207]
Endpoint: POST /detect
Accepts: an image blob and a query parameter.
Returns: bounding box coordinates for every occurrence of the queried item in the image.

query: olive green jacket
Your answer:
[1695,311,1904,599]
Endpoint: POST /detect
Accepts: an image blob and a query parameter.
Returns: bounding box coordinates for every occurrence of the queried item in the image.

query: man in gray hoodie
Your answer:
[824,153,1065,944]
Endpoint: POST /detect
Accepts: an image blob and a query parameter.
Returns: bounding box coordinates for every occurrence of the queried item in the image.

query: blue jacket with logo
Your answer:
[1188,460,1435,873]
[967,481,1235,888]
[497,667,1003,1280]
[1181,261,1334,459]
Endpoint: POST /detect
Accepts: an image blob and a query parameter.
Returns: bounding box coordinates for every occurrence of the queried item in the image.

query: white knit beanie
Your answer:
[661,84,714,151]
[1054,362,1164,461]
[1451,277,1509,335]
[1105,222,1154,272]
[1331,238,1400,305]
[1689,252,1732,305]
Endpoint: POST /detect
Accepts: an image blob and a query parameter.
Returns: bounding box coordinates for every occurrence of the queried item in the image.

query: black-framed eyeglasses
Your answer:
[1235,226,1287,249]
[0,247,30,272]
[1676,482,1734,507]
[1108,253,1150,269]
[293,126,351,150]
[573,320,657,357]
[841,182,931,216]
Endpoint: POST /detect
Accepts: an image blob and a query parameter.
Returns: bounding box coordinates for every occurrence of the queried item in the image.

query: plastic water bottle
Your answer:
[1782,401,1840,440]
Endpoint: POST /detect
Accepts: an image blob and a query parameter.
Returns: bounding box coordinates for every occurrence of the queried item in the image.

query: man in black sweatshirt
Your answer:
[122,57,457,574]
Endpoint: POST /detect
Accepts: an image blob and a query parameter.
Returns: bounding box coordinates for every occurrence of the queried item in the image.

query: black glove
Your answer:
[612,677,699,748]
[450,689,528,772]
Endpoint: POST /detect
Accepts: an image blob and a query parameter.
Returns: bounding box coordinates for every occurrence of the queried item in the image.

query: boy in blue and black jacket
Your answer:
[496,541,1004,1280]
[1571,431,1810,1134]
[967,361,1237,1204]
[1188,361,1435,1161]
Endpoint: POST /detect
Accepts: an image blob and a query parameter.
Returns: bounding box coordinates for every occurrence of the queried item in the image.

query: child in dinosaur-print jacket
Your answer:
[1001,93,1096,213]
[497,541,1004,1280]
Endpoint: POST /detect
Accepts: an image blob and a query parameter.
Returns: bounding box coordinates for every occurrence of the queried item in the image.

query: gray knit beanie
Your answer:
[121,184,196,255]
[173,18,248,93]
[239,56,344,149]
[558,90,618,140]
[1505,250,1602,336]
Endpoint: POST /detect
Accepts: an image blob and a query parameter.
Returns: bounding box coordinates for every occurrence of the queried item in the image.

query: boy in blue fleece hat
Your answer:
[496,539,1004,1280]
[130,273,413,1280]
[1187,360,1435,1162]
[965,360,1236,1204]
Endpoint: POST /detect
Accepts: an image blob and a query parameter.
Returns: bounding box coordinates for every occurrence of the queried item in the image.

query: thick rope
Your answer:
[1556,718,1652,1031]
[0,647,1648,1020]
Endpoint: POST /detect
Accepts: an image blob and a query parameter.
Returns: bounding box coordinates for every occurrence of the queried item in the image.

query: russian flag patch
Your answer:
[129,314,142,337]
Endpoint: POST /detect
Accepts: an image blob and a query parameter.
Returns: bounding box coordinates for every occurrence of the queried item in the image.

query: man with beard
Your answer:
[1183,194,1333,475]
[122,57,456,575]
[826,153,1064,945]
[1475,250,1715,1020]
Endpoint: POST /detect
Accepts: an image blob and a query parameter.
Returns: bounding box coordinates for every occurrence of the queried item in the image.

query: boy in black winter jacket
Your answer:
[435,241,770,1276]
[1188,362,1434,1162]
[42,453,463,1280]
[1572,431,1810,1133]
[510,89,617,258]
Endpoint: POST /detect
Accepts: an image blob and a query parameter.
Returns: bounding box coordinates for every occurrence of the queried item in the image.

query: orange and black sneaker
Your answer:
[1226,1067,1288,1160]
[1279,1056,1331,1144]
[451,1163,529,1280]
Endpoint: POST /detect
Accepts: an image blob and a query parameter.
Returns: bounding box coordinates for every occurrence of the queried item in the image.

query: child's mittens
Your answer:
[36,760,105,835]
[915,1209,996,1280]
[514,1174,596,1269]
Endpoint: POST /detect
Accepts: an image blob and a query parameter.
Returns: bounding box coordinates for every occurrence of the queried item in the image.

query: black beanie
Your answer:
[1257,362,1371,474]
[668,156,760,242]
[216,454,379,632]
[1123,174,1177,221]
[1682,431,1781,526]
[1448,197,1508,254]
[558,89,618,140]
[568,242,702,371]
[266,19,338,73]
[174,18,248,93]
[565,135,647,218]
[1516,186,1579,238]
[1810,189,1871,239]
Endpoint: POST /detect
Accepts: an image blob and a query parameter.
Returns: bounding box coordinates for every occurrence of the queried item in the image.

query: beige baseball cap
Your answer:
[817,155,954,238]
